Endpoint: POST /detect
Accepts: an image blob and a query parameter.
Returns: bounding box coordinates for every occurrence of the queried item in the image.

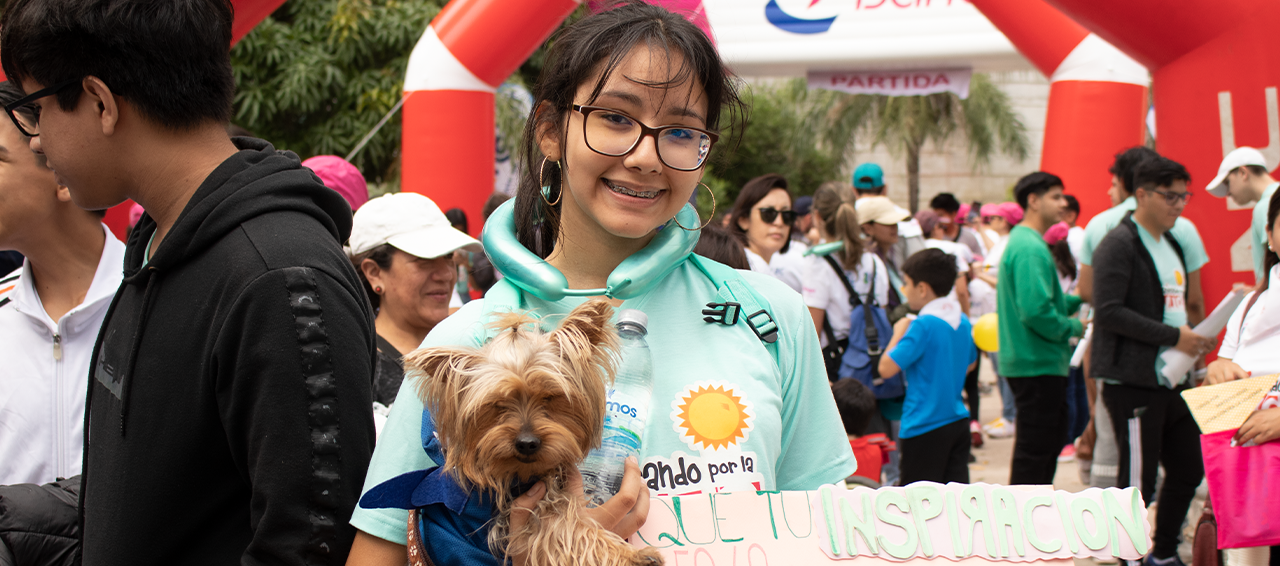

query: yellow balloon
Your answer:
[973,312,999,352]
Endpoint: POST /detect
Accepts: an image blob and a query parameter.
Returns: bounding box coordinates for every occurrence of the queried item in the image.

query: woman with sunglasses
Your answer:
[346,4,855,565]
[728,174,802,292]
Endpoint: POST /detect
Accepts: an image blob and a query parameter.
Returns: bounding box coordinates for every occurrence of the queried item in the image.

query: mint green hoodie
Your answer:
[996,225,1084,377]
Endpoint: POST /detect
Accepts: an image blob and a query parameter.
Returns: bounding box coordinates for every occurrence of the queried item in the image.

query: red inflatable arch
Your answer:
[1044,0,1280,306]
[972,0,1148,225]
[399,0,579,236]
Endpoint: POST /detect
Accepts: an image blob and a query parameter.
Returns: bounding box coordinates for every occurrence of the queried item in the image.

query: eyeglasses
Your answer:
[4,78,81,137]
[571,104,718,171]
[1149,188,1193,205]
[757,207,797,225]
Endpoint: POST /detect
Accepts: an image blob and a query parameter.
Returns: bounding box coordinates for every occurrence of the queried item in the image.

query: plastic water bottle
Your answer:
[580,309,652,507]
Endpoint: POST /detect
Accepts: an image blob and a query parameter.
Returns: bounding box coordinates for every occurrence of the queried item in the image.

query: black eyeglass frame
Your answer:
[4,78,81,137]
[756,206,797,225]
[1147,188,1193,205]
[571,104,719,172]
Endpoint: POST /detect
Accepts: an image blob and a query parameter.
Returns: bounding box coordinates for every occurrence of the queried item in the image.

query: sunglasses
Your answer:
[757,207,797,225]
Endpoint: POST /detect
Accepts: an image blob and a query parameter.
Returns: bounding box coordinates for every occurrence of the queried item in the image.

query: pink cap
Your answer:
[128,202,145,227]
[957,203,971,224]
[915,210,941,236]
[1043,222,1070,245]
[303,155,368,211]
[980,203,1002,218]
[998,202,1024,225]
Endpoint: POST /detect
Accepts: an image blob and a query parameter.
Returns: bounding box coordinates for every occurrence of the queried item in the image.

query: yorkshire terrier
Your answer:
[404,299,664,566]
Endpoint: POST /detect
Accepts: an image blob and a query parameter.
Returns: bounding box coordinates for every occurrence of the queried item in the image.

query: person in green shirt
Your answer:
[997,171,1085,486]
[1204,146,1278,283]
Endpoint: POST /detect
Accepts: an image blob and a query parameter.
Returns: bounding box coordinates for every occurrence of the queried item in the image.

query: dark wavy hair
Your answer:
[1261,187,1280,294]
[513,1,746,257]
[1,0,235,130]
[728,173,793,255]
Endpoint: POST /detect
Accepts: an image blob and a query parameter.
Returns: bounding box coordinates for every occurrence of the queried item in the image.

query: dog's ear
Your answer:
[402,347,484,424]
[549,299,620,385]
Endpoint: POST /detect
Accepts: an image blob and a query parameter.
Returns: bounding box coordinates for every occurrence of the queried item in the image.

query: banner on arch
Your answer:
[809,68,973,98]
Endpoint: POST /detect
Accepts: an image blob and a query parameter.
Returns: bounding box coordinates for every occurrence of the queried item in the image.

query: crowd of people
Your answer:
[0,1,1278,566]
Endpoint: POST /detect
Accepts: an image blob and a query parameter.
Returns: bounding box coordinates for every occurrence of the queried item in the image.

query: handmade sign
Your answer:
[1181,373,1280,434]
[630,482,1150,564]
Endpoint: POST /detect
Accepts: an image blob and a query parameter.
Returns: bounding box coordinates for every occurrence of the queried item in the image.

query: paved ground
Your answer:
[966,357,1203,566]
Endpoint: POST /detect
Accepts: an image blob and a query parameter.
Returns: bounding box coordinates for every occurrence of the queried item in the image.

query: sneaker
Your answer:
[1143,555,1187,566]
[1077,455,1092,485]
[970,420,984,448]
[983,418,1016,438]
[1058,444,1076,462]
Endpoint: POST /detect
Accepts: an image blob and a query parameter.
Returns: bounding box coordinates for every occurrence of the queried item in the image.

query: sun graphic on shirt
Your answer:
[673,383,753,451]
[1175,271,1184,286]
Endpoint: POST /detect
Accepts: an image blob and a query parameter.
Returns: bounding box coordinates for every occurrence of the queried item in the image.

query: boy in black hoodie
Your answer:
[0,1,376,564]
[1091,156,1215,566]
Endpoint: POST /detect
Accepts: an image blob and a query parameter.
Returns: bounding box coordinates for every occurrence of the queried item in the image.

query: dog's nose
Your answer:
[515,433,541,456]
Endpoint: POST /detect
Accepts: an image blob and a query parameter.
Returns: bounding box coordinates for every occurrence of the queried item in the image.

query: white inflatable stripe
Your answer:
[403,26,496,93]
[1050,33,1149,87]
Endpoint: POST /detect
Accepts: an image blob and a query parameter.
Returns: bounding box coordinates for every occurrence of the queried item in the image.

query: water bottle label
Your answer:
[605,398,640,419]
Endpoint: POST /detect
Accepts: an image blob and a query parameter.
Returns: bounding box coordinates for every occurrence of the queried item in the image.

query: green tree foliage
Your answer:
[864,73,1030,212]
[702,79,872,210]
[695,75,1029,219]
[230,0,443,186]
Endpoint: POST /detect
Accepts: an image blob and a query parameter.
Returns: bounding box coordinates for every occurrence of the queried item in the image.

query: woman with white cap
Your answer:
[347,192,483,405]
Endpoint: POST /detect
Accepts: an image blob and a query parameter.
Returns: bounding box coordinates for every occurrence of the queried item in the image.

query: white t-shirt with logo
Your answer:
[802,251,889,347]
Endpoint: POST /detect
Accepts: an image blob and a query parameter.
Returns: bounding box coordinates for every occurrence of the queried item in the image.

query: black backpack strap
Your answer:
[824,255,883,358]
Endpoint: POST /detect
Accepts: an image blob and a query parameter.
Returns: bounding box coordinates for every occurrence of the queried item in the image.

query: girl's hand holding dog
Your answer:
[508,457,651,566]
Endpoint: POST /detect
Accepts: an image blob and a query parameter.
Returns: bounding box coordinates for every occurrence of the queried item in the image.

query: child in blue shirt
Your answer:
[879,248,979,484]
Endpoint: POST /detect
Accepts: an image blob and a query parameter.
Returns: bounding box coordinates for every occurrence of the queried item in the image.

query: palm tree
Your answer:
[700,78,875,204]
[864,73,1031,212]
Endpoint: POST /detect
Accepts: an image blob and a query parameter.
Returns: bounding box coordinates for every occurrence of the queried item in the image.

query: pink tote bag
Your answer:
[1201,429,1280,549]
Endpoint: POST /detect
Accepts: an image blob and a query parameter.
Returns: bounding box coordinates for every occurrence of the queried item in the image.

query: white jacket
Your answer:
[0,226,125,484]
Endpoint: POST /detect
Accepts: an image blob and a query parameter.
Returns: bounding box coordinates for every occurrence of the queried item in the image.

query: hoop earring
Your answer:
[673,182,716,231]
[539,156,562,206]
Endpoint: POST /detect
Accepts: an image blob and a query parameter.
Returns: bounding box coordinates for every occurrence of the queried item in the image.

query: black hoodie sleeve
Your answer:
[213,265,376,566]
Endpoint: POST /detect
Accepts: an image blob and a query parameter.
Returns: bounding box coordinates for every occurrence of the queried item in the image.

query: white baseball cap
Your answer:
[1206,147,1268,197]
[348,193,482,259]
[855,196,911,225]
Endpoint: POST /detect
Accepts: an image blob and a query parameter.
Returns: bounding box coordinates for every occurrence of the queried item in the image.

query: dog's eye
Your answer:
[540,394,561,404]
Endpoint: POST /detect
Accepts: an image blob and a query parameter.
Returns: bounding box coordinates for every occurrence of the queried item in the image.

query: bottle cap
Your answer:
[617,309,648,332]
